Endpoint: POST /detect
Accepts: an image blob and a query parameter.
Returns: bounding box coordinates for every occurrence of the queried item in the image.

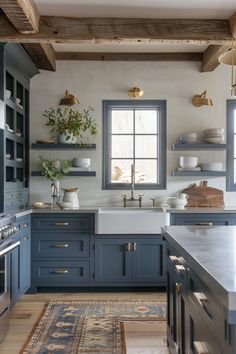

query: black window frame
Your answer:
[102,99,167,190]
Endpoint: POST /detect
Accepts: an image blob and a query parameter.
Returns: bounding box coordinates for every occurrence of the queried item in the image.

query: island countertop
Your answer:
[162,225,236,314]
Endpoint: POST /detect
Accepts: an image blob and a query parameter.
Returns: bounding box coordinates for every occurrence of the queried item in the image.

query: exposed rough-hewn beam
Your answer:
[229,11,236,38]
[56,52,202,62]
[0,0,39,33]
[201,45,230,72]
[23,43,56,71]
[0,15,232,44]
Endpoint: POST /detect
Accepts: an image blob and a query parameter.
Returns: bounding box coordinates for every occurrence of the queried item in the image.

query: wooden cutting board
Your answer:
[182,181,224,207]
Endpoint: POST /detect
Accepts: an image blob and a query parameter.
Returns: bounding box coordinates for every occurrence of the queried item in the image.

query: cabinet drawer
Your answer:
[187,268,224,345]
[32,233,89,258]
[32,261,90,284]
[32,216,90,231]
[171,213,236,226]
[188,299,223,354]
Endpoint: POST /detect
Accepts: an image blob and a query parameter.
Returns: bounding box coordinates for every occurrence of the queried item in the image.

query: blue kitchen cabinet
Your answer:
[11,215,31,307]
[31,213,93,292]
[94,236,166,286]
[170,213,236,226]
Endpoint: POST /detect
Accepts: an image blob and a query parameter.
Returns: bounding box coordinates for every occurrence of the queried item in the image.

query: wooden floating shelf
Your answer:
[172,171,227,177]
[31,171,96,177]
[171,143,227,150]
[31,143,96,150]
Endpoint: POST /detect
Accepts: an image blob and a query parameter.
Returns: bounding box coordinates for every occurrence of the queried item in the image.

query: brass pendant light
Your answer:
[218,46,236,96]
[128,87,144,99]
[59,90,80,106]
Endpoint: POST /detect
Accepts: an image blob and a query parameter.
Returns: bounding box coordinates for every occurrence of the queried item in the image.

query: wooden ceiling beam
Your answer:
[0,0,39,33]
[201,45,230,72]
[229,11,236,38]
[56,52,202,62]
[0,15,232,44]
[23,43,56,71]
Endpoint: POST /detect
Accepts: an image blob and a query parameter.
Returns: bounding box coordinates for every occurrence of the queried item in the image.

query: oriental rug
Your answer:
[20,300,166,354]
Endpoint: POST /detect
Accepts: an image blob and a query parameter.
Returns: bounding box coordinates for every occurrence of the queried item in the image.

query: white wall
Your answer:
[30,60,236,206]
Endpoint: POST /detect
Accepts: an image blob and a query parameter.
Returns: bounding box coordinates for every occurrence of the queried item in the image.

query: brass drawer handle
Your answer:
[169,255,179,262]
[53,244,69,248]
[193,341,209,354]
[54,222,69,226]
[193,292,213,319]
[195,222,213,226]
[175,265,185,272]
[127,242,132,252]
[175,282,181,294]
[53,269,69,274]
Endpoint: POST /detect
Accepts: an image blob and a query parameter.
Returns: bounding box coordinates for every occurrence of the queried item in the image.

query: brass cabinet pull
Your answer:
[53,269,69,274]
[132,242,137,251]
[175,264,185,272]
[54,222,69,226]
[23,236,29,240]
[175,282,181,294]
[53,244,69,248]
[169,255,179,262]
[193,341,209,354]
[127,243,132,252]
[195,222,213,226]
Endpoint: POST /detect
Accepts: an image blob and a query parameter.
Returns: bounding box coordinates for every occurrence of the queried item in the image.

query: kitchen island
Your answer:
[162,225,236,354]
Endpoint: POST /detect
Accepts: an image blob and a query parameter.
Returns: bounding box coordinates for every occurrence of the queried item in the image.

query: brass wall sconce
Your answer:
[192,91,213,107]
[218,47,236,96]
[128,87,144,99]
[59,90,80,106]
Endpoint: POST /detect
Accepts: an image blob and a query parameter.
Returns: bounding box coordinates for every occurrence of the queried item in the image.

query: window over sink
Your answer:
[227,100,236,191]
[102,100,166,190]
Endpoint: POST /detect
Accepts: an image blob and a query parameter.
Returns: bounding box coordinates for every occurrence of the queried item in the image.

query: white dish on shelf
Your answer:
[179,156,198,168]
[179,132,198,144]
[202,162,223,171]
[72,158,91,168]
[204,136,224,144]
[203,128,224,136]
[16,98,21,105]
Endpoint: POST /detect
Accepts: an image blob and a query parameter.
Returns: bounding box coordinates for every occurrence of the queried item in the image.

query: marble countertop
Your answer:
[162,225,236,313]
[13,206,236,218]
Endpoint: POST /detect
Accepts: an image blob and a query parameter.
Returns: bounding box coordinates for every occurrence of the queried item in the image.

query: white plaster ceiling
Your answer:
[35,0,235,53]
[35,0,236,19]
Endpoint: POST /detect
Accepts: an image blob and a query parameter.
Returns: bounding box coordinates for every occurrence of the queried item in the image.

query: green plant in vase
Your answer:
[39,156,71,208]
[42,106,97,145]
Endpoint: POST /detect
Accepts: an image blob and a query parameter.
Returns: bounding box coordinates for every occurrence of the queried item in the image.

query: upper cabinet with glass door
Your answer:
[103,100,167,190]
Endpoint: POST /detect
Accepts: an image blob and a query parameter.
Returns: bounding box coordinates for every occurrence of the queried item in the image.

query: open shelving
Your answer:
[31,171,96,177]
[171,143,227,150]
[172,171,227,177]
[31,143,96,150]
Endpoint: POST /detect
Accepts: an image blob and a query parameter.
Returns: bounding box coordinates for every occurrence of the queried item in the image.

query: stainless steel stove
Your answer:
[0,215,20,343]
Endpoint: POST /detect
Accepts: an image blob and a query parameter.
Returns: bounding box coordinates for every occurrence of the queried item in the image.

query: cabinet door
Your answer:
[20,232,31,294]
[131,238,166,284]
[11,246,21,307]
[94,238,132,283]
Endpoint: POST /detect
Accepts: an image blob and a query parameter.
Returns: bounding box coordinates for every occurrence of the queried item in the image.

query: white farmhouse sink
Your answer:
[95,207,170,234]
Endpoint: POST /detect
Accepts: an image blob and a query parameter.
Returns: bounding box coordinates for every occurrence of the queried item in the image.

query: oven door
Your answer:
[0,241,20,343]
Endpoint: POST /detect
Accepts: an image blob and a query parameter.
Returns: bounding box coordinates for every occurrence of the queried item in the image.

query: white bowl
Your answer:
[203,128,224,136]
[202,162,223,171]
[179,156,198,168]
[5,90,11,99]
[179,132,198,144]
[16,98,21,105]
[72,158,91,168]
[204,136,224,144]
[57,201,73,209]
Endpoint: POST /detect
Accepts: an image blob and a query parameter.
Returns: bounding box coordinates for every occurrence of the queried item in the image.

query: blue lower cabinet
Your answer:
[94,236,165,286]
[94,238,132,283]
[32,261,90,285]
[11,215,31,307]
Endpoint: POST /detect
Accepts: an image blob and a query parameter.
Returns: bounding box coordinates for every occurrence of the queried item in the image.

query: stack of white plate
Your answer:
[179,156,199,171]
[202,162,223,171]
[203,128,224,144]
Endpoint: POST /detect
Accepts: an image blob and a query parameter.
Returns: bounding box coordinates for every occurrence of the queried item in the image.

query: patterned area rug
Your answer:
[20,300,166,354]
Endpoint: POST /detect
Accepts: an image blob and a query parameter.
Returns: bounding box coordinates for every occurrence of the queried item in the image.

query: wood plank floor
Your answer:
[0,292,169,354]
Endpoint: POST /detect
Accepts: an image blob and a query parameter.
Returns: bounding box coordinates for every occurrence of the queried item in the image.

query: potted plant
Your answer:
[42,106,97,144]
[39,156,71,207]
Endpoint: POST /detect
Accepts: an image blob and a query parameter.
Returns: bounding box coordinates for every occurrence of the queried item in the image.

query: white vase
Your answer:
[58,131,77,144]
